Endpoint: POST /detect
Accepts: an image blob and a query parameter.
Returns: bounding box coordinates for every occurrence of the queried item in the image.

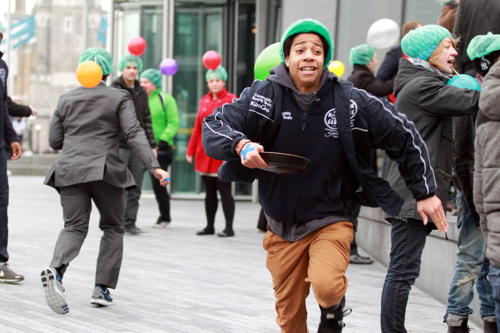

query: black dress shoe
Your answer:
[196,228,215,236]
[124,225,142,235]
[217,230,235,237]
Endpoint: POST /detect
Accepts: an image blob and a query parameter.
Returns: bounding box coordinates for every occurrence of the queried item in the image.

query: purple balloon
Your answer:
[160,58,178,76]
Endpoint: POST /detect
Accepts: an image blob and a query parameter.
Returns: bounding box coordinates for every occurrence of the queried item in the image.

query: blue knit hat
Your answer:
[205,66,228,82]
[140,68,162,89]
[118,54,144,73]
[401,24,451,60]
[79,48,113,75]
[349,44,376,65]
[280,19,333,69]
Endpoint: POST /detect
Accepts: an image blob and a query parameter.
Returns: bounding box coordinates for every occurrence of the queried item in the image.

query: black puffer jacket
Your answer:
[111,76,155,148]
[452,0,500,223]
[0,52,19,150]
[385,58,479,220]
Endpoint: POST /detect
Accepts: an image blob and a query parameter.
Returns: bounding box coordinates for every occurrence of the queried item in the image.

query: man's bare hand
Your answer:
[9,142,22,160]
[151,168,170,187]
[238,141,268,169]
[416,195,448,232]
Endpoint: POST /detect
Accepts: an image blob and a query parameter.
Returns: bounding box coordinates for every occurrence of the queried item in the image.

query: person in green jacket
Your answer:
[140,69,180,228]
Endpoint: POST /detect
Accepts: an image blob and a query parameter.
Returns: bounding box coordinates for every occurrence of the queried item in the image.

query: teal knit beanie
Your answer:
[140,68,162,89]
[401,24,451,60]
[118,54,144,73]
[467,32,500,60]
[205,66,228,82]
[349,44,376,65]
[280,19,333,69]
[79,47,113,75]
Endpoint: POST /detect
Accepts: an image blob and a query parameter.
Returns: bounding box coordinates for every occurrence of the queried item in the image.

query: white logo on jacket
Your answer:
[324,100,359,138]
[0,68,6,86]
[250,93,272,113]
[282,111,292,120]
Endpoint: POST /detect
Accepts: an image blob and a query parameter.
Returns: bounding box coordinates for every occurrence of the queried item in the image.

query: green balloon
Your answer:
[254,42,282,80]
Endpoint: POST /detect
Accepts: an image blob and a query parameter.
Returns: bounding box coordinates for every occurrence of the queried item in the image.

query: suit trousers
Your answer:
[263,222,354,333]
[50,181,125,289]
[119,147,146,227]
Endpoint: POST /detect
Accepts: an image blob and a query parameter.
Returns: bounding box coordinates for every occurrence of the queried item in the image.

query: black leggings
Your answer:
[202,176,235,232]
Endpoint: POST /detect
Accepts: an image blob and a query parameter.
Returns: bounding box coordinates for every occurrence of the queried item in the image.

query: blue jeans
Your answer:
[488,265,500,330]
[445,191,495,321]
[381,217,432,333]
[0,149,9,263]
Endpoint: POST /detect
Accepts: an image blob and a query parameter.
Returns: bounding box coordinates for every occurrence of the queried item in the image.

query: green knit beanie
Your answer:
[205,66,228,82]
[467,32,500,60]
[349,44,376,65]
[401,24,451,60]
[79,47,113,75]
[140,68,162,89]
[118,54,143,73]
[280,19,333,69]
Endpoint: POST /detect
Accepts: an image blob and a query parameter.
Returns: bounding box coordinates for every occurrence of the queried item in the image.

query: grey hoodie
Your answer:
[473,60,500,267]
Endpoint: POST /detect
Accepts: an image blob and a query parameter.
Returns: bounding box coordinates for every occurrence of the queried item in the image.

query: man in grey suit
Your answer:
[41,48,169,315]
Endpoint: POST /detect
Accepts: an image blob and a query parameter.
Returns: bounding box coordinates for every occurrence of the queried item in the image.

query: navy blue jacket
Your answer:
[0,52,19,151]
[202,73,436,217]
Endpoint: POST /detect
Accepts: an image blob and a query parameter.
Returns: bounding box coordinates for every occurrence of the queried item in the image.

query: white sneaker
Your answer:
[41,267,69,314]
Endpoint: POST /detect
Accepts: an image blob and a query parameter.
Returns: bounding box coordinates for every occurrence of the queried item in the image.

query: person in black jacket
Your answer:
[381,24,480,333]
[202,19,448,333]
[444,1,500,331]
[348,43,392,98]
[376,20,422,97]
[111,54,156,235]
[0,29,24,284]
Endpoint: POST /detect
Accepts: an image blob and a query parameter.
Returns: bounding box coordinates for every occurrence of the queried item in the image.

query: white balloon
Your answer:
[367,18,400,49]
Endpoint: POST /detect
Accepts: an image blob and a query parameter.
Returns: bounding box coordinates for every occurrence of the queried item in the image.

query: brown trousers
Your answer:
[263,222,354,333]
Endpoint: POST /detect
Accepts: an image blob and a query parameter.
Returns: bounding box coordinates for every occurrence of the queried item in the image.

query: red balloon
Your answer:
[202,50,222,70]
[128,36,147,56]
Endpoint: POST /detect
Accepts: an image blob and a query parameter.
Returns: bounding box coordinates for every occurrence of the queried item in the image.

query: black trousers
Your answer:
[150,151,172,222]
[201,175,234,232]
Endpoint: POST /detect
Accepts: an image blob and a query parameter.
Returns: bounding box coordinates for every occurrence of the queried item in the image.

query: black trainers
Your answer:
[0,263,24,283]
[318,297,351,333]
[41,267,69,314]
[124,225,142,235]
[196,228,215,235]
[447,317,470,333]
[91,285,113,307]
[217,230,235,237]
[349,253,374,265]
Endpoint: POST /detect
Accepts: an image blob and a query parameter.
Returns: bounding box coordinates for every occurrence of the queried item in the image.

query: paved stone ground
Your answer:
[1,176,479,332]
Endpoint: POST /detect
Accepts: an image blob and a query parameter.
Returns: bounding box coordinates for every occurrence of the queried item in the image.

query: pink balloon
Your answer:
[128,37,147,56]
[202,50,222,70]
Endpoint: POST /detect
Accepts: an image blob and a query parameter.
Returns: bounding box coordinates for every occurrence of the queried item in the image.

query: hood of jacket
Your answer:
[479,60,500,121]
[393,58,448,97]
[267,63,331,110]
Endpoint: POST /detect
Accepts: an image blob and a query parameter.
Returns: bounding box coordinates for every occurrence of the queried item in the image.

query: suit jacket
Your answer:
[44,83,160,189]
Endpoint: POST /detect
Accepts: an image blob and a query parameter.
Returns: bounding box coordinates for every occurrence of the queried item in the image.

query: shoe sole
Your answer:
[91,298,112,307]
[41,268,69,314]
[0,277,24,284]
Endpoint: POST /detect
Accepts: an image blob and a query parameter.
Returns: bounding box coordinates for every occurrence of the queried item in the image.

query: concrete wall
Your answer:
[357,207,482,326]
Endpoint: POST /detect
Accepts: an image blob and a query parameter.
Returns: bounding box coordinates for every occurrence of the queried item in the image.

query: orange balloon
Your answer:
[76,61,103,88]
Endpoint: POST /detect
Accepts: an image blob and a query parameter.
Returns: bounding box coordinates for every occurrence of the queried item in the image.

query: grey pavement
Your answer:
[1,176,479,332]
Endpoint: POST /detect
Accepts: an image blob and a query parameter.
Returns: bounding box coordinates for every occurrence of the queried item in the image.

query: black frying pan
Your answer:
[258,152,310,174]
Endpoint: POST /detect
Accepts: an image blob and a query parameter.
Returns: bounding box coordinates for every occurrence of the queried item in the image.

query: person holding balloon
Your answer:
[186,65,236,238]
[381,25,481,333]
[140,68,179,228]
[202,19,448,333]
[41,48,170,314]
[111,54,156,235]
